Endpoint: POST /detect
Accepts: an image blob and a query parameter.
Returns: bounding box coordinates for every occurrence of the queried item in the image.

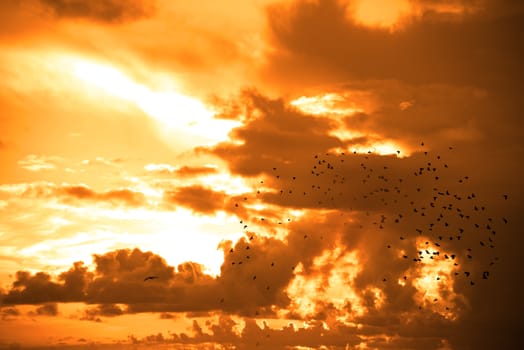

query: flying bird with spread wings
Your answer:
[144,276,159,281]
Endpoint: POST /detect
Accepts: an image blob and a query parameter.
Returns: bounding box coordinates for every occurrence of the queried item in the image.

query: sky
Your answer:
[0,0,523,349]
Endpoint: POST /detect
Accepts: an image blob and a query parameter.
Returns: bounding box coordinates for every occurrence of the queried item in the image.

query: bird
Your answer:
[144,276,159,281]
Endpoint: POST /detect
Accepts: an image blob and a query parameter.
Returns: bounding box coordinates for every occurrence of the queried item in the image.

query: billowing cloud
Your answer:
[0,0,522,348]
[197,87,520,348]
[0,0,155,43]
[203,90,344,177]
[3,262,92,304]
[263,0,524,92]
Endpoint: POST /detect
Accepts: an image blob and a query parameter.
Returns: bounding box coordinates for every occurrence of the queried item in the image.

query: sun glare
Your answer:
[72,60,240,144]
[286,247,364,322]
[290,93,363,116]
[410,238,464,319]
[289,93,411,157]
[346,0,411,29]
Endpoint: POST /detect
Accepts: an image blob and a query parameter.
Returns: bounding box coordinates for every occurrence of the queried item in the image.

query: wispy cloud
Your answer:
[18,155,61,172]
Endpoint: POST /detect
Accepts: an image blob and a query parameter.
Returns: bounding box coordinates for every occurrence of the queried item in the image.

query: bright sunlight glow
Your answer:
[73,60,240,144]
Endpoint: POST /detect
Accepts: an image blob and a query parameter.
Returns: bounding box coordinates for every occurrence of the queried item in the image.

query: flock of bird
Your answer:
[146,143,510,313]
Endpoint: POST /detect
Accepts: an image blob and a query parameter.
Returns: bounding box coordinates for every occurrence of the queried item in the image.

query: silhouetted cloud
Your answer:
[203,90,344,177]
[163,186,228,215]
[263,0,524,91]
[0,0,522,348]
[57,185,146,207]
[32,303,59,316]
[79,303,124,322]
[0,306,20,320]
[3,262,92,304]
[145,164,218,178]
[126,314,455,350]
[40,0,155,23]
[19,183,148,208]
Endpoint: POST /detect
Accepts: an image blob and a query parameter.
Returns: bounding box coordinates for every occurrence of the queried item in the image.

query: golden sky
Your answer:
[0,0,523,349]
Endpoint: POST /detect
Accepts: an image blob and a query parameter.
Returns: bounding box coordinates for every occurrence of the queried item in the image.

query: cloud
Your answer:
[32,303,59,316]
[2,248,220,311]
[202,90,344,177]
[18,182,148,208]
[18,155,59,172]
[194,87,521,348]
[126,314,456,350]
[0,193,518,347]
[262,0,524,92]
[57,185,147,207]
[40,0,155,23]
[162,186,228,215]
[0,306,20,320]
[0,0,154,42]
[0,232,328,314]
[145,164,218,178]
[3,262,92,304]
[79,303,124,322]
[328,81,499,148]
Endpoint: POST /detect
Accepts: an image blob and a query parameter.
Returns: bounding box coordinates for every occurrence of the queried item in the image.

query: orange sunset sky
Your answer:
[0,0,523,349]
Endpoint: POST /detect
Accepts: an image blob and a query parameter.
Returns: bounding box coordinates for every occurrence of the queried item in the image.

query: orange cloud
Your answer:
[263,0,524,94]
[162,186,228,215]
[40,0,155,23]
[32,303,59,316]
[145,164,218,178]
[17,182,148,207]
[57,185,146,207]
